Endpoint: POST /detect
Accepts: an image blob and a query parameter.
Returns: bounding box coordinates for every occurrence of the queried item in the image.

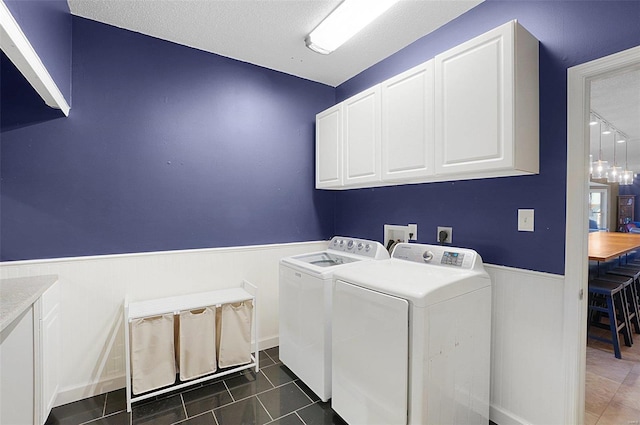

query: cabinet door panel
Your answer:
[41,281,60,423]
[42,305,59,420]
[315,104,343,188]
[0,307,35,425]
[343,87,381,185]
[435,23,514,174]
[382,61,434,180]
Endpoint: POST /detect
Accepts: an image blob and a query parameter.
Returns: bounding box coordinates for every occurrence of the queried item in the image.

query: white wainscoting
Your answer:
[0,241,327,407]
[2,247,570,423]
[486,264,566,425]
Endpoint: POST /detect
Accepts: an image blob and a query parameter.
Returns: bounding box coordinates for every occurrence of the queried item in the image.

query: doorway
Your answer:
[566,45,640,424]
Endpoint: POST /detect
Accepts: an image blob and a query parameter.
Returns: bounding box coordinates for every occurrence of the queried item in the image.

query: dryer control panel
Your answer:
[391,243,483,271]
[328,236,389,260]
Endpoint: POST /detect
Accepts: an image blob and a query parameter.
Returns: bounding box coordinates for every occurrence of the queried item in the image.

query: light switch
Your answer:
[518,209,534,232]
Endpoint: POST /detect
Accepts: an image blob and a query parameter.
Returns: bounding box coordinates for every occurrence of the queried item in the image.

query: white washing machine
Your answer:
[331,243,491,425]
[279,236,389,401]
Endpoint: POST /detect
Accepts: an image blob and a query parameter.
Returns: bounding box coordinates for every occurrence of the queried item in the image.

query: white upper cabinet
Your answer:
[381,61,435,181]
[343,86,382,186]
[434,20,539,177]
[316,104,343,189]
[315,20,539,190]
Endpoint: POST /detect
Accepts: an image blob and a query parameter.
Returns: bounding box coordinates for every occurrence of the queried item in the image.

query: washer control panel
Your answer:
[392,243,481,270]
[329,236,389,260]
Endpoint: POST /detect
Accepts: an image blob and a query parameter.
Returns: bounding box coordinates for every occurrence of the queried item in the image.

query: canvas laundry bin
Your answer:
[178,307,217,380]
[130,313,176,394]
[218,300,253,368]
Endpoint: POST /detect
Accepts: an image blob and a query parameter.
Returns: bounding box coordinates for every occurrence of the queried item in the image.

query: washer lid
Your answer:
[280,237,389,277]
[291,252,360,268]
[333,258,490,307]
[281,250,369,277]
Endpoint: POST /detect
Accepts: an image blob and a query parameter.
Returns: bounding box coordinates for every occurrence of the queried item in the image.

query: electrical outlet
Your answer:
[408,224,418,240]
[437,226,452,244]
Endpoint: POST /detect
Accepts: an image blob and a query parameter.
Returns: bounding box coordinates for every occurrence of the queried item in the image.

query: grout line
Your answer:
[262,348,279,365]
[293,380,315,403]
[218,372,279,405]
[102,392,108,417]
[180,393,188,420]
[223,379,236,402]
[77,409,127,425]
[295,410,308,425]
[256,394,274,422]
[265,399,315,425]
[261,352,274,365]
[178,410,216,424]
[260,369,277,389]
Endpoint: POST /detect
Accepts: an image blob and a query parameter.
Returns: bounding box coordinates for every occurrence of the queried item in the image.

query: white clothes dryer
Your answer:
[279,236,389,401]
[331,243,491,425]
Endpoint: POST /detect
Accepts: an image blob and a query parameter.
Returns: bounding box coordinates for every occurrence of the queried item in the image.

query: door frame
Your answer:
[565,45,640,424]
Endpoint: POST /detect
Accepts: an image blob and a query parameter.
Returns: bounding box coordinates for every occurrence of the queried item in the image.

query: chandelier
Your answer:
[590,111,633,185]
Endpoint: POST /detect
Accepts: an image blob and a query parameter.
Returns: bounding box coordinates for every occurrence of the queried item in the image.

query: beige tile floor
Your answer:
[585,327,640,425]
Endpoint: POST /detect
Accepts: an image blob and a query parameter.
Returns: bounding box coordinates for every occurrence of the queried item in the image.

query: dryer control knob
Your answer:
[365,244,371,252]
[339,239,344,247]
[423,251,434,262]
[347,240,354,250]
[357,242,364,251]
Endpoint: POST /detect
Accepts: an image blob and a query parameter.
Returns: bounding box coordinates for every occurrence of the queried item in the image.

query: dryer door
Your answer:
[332,280,409,425]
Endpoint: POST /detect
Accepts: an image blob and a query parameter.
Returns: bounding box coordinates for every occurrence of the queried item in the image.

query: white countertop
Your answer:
[0,275,58,333]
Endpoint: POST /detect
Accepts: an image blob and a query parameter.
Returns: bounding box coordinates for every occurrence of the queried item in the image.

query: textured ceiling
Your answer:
[590,68,640,173]
[67,0,483,87]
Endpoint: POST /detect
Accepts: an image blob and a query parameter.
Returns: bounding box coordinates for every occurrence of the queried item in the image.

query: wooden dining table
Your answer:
[588,231,640,262]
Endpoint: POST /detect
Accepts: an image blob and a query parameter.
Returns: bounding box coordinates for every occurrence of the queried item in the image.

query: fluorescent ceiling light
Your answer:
[305,0,399,55]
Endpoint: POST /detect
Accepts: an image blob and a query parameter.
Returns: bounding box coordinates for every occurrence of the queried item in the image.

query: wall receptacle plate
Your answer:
[384,224,409,249]
[408,224,418,240]
[518,209,534,232]
[437,226,452,244]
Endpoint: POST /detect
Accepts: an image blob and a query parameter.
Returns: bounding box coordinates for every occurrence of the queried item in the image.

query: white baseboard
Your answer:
[490,405,529,425]
[55,376,125,407]
[257,335,279,351]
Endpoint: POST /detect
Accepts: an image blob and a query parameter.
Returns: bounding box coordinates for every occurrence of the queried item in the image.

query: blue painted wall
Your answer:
[0,17,335,260]
[333,0,640,274]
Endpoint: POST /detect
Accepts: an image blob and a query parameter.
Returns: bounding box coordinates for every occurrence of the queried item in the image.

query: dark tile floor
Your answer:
[45,347,346,425]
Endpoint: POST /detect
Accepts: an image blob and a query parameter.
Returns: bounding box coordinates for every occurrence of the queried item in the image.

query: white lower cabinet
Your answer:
[0,280,59,425]
[1,306,36,425]
[39,281,60,423]
[315,20,539,190]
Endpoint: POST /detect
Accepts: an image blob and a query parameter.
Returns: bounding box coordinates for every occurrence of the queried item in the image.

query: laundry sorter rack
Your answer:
[123,280,258,412]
